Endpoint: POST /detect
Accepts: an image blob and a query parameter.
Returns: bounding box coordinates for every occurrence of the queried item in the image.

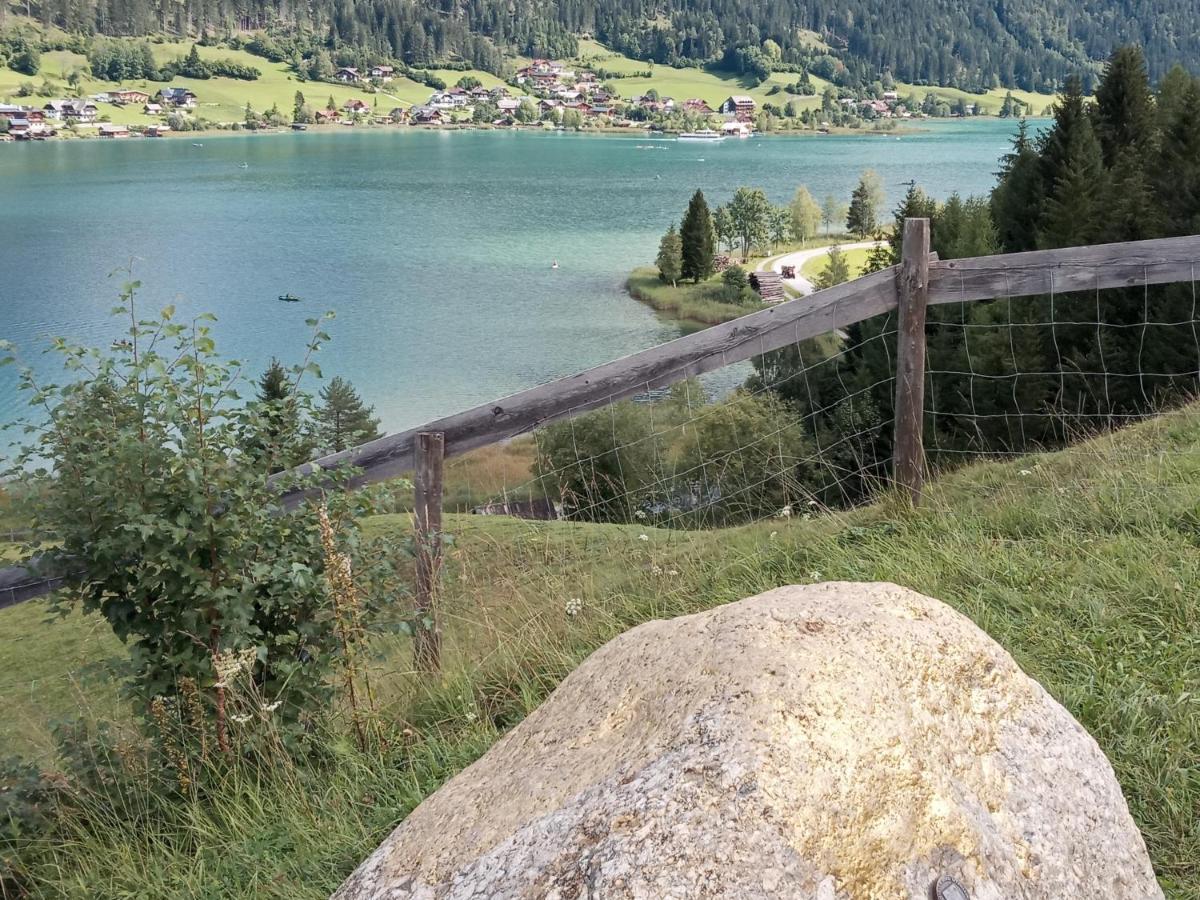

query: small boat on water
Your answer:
[278,294,301,302]
[678,129,725,142]
[551,260,559,270]
[238,162,249,169]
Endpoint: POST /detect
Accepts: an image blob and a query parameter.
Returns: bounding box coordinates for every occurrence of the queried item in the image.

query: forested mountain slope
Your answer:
[7,0,1199,92]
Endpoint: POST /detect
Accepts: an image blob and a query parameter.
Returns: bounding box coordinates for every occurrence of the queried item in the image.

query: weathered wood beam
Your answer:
[928,233,1200,304]
[893,218,931,506]
[412,432,444,672]
[274,265,901,508]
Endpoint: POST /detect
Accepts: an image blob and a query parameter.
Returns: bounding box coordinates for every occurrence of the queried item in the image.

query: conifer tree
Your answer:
[1037,79,1105,248]
[846,180,876,238]
[991,119,1045,251]
[679,189,715,282]
[315,377,382,453]
[251,359,311,472]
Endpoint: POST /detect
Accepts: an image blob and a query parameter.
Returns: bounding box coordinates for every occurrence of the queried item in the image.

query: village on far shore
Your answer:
[0,53,968,142]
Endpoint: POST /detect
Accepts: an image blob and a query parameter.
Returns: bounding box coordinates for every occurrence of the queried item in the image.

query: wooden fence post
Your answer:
[894,217,931,505]
[413,431,445,671]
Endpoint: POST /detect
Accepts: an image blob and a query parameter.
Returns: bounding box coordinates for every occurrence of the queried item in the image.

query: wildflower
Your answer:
[807,499,818,507]
[1018,468,1033,476]
[666,569,679,577]
[565,597,583,617]
[650,564,663,576]
[770,531,778,540]
[638,533,649,542]
[809,571,822,582]
[262,700,282,714]
[634,509,647,520]
[231,713,252,725]
[779,505,793,518]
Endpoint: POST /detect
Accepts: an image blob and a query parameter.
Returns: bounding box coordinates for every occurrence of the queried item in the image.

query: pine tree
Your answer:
[252,359,311,473]
[991,119,1045,251]
[656,225,683,286]
[1155,67,1200,235]
[846,181,876,238]
[1093,46,1157,168]
[315,377,382,453]
[1037,78,1106,248]
[814,245,851,289]
[679,189,715,282]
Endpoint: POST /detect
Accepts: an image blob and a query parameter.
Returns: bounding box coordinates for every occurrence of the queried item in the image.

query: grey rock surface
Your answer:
[334,582,1163,899]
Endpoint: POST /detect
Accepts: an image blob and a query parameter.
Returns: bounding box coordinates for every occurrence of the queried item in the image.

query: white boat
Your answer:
[677,129,725,142]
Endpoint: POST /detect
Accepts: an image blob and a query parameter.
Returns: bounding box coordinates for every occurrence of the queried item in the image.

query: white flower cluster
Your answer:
[566,597,584,617]
[212,647,257,689]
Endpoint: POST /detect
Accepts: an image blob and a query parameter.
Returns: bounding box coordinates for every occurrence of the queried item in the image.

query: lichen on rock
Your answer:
[333,582,1163,900]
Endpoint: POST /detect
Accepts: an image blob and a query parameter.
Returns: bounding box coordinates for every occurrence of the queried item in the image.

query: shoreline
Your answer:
[2,116,1043,145]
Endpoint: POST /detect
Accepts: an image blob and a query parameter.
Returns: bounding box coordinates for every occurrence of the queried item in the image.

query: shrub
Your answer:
[2,285,374,754]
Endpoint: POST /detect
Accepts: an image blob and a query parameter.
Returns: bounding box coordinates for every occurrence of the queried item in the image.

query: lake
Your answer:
[0,118,1026,438]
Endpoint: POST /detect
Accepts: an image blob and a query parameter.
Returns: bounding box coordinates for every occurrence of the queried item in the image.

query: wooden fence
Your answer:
[4,224,1200,632]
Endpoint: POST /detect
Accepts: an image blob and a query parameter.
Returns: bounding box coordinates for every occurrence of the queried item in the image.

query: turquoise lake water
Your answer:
[0,119,1027,436]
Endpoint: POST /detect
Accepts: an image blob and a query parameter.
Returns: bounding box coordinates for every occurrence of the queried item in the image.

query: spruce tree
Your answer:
[1036,77,1106,248]
[679,189,715,282]
[252,359,311,473]
[315,377,382,453]
[656,225,683,286]
[1093,46,1157,168]
[991,119,1045,252]
[846,181,876,238]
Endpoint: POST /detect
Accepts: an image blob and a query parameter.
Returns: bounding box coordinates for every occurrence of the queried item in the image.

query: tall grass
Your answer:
[3,407,1199,897]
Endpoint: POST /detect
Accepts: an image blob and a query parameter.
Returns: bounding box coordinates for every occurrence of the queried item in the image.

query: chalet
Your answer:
[368,65,394,80]
[429,91,469,109]
[538,98,560,113]
[0,104,28,119]
[6,117,30,136]
[334,67,361,83]
[409,106,446,125]
[860,99,891,116]
[314,108,341,124]
[342,98,371,115]
[144,102,163,115]
[158,87,197,108]
[719,95,756,122]
[114,89,151,105]
[496,97,520,112]
[144,124,169,137]
[488,86,510,99]
[65,100,98,122]
[491,114,516,127]
[882,90,899,101]
[554,88,582,103]
[684,98,714,114]
[98,123,130,138]
[469,86,491,99]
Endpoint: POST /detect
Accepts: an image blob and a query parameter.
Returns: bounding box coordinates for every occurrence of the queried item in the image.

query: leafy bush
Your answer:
[2,285,376,754]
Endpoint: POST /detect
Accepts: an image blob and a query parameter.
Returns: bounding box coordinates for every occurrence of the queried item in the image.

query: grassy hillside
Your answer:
[0,39,509,125]
[2,403,1198,896]
[571,38,1056,116]
[2,28,1056,129]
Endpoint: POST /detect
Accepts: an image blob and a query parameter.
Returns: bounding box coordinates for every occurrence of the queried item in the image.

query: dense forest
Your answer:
[4,0,1200,91]
[756,46,1200,506]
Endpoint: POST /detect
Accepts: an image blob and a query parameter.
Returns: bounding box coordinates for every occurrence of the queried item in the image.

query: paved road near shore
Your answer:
[760,241,884,295]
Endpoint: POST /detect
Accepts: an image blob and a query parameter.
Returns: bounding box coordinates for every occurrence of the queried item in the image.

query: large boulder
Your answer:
[334,583,1162,900]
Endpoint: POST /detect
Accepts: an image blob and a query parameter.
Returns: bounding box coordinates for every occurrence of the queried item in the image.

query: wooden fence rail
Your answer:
[4,228,1200,632]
